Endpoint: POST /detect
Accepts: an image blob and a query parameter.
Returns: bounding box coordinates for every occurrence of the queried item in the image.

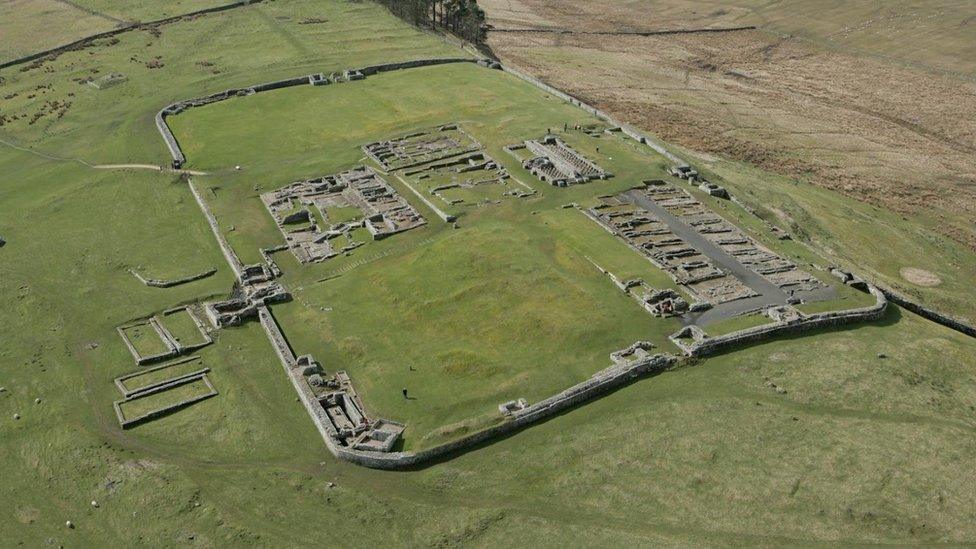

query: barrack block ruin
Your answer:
[586,180,826,308]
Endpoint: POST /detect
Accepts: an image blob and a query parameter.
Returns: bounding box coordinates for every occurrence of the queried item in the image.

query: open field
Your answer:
[2,0,975,545]
[481,0,976,322]
[0,0,238,63]
[483,0,976,78]
[0,0,119,61]
[73,0,232,23]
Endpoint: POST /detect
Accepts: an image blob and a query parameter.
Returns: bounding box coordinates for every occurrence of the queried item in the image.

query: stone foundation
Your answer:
[130,267,217,288]
[506,135,611,187]
[260,166,425,264]
[117,305,213,365]
[670,285,888,357]
[113,372,218,429]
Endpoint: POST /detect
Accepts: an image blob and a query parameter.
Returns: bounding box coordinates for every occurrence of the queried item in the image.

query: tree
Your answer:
[374,0,486,44]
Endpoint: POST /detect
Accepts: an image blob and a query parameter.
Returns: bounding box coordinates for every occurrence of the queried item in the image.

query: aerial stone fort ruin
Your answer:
[6,0,976,543]
[103,54,928,470]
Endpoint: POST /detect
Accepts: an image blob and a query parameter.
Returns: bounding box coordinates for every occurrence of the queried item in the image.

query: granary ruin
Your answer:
[261,166,426,264]
[505,135,611,187]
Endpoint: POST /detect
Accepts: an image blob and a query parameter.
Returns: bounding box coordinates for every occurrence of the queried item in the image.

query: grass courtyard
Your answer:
[165,61,874,447]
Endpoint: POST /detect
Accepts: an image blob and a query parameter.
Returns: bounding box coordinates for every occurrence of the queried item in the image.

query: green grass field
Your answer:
[75,0,231,23]
[2,0,975,545]
[0,0,117,61]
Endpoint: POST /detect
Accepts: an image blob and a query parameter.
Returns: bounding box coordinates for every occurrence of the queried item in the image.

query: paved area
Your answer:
[623,189,835,326]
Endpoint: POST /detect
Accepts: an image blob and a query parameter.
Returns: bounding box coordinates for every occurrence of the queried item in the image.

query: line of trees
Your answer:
[374,0,486,44]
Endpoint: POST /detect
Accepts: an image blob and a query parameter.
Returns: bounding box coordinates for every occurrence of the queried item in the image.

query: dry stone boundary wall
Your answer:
[155,57,480,168]
[877,287,976,339]
[673,285,888,357]
[130,268,217,288]
[0,1,264,70]
[188,178,244,279]
[260,300,675,470]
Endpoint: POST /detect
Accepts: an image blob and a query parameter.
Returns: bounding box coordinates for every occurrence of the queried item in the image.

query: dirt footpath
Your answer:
[481,0,976,251]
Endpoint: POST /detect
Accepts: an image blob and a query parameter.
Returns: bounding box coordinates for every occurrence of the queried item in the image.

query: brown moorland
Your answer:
[481,0,976,252]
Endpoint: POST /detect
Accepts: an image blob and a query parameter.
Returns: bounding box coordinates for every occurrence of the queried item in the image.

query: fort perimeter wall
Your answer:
[673,286,889,357]
[260,304,675,470]
[154,55,971,469]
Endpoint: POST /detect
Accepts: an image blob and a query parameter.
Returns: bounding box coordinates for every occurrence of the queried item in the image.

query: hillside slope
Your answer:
[482,0,976,321]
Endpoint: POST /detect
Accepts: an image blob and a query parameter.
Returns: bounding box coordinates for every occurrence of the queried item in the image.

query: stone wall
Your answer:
[831,268,975,339]
[358,57,477,76]
[188,178,244,279]
[672,285,888,357]
[130,268,217,288]
[155,110,186,168]
[0,1,263,70]
[155,57,479,168]
[153,42,693,209]
[877,287,976,339]
[250,75,309,93]
[113,373,218,429]
[261,301,677,470]
[332,353,674,469]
